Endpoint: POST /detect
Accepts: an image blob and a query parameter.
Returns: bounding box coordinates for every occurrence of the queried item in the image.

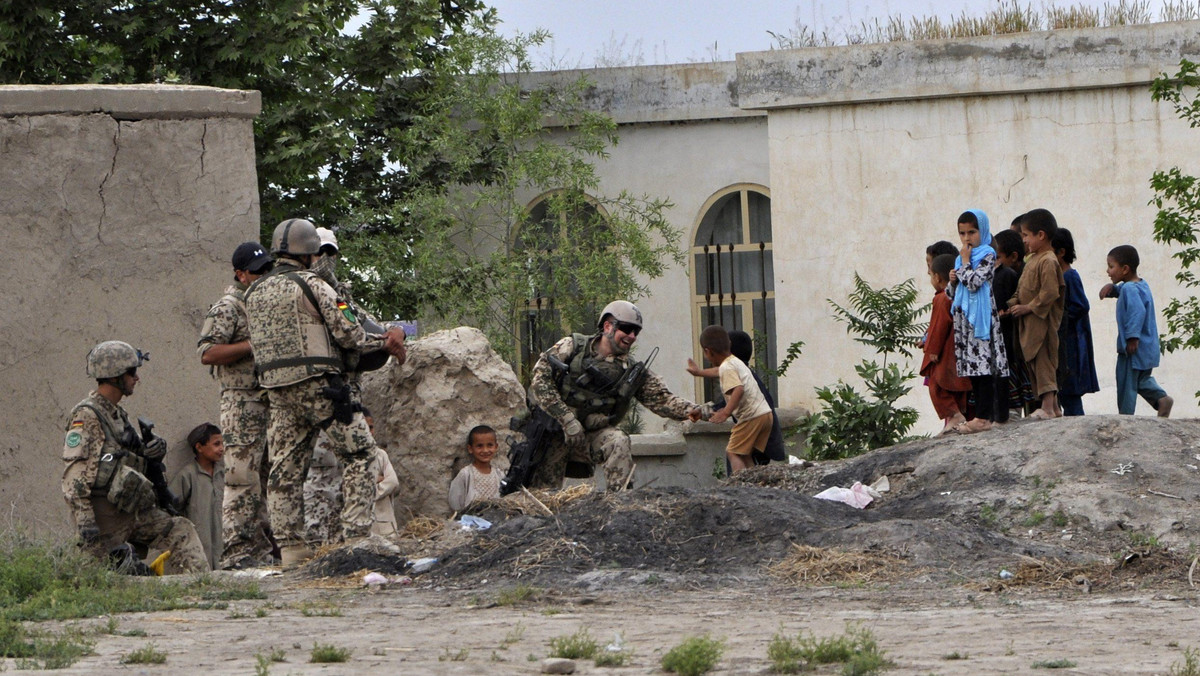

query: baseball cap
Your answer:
[231,242,273,273]
[315,227,339,253]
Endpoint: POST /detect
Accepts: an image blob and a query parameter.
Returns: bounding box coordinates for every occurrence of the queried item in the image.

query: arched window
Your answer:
[691,185,776,401]
[516,193,608,379]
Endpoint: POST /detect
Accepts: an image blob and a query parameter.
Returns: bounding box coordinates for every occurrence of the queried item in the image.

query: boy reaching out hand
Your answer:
[697,325,775,475]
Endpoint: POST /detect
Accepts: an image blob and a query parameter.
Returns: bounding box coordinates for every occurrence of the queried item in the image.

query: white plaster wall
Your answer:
[574,117,770,429]
[769,86,1200,433]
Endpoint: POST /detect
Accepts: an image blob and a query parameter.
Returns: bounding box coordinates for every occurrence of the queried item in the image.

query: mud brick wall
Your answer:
[0,85,260,532]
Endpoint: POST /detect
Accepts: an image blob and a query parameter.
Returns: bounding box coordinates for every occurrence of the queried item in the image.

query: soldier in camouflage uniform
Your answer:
[198,242,275,568]
[528,301,702,491]
[62,341,208,574]
[244,219,407,567]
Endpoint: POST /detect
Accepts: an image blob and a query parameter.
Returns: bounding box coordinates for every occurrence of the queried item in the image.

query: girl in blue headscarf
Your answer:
[947,209,1010,433]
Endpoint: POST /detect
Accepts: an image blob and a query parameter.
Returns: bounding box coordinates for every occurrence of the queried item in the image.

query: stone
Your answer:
[360,327,525,523]
[541,657,576,674]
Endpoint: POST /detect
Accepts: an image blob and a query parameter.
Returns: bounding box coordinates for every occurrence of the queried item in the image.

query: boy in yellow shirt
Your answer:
[699,325,774,475]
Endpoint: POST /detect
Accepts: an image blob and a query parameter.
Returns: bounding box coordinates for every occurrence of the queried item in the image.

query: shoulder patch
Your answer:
[337,301,356,323]
[66,431,82,448]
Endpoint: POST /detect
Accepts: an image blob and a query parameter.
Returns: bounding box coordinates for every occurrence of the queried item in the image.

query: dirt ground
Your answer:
[12,415,1200,674]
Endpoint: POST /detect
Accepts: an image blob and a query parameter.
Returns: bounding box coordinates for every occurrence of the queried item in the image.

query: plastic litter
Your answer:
[999,569,1014,579]
[408,557,438,573]
[813,482,874,509]
[362,572,388,586]
[459,515,492,530]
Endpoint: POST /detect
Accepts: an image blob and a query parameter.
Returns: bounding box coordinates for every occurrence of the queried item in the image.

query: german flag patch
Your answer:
[70,420,84,428]
[337,301,356,323]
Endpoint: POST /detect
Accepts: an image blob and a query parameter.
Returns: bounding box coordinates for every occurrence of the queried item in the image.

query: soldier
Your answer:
[244,218,406,567]
[528,301,702,491]
[62,341,208,574]
[198,241,276,569]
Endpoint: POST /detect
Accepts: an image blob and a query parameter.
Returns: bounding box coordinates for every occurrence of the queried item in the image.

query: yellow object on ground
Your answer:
[149,550,172,576]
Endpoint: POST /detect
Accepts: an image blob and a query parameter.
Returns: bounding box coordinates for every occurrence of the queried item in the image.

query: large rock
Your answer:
[360,327,525,522]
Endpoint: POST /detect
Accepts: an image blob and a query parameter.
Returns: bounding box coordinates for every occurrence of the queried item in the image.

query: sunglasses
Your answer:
[615,321,641,336]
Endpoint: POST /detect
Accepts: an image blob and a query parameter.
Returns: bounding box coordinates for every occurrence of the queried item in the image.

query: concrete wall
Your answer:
[0,85,260,531]
[738,22,1200,430]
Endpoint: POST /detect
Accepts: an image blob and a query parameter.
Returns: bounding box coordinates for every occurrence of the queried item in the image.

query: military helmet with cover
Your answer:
[86,341,147,379]
[596,300,643,331]
[270,218,322,257]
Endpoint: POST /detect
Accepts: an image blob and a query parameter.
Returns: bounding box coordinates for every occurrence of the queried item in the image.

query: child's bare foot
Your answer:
[1029,409,1053,421]
[1157,396,1174,418]
[955,418,993,434]
[941,413,967,434]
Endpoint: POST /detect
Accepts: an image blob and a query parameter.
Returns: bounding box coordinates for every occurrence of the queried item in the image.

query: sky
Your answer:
[485,0,1137,68]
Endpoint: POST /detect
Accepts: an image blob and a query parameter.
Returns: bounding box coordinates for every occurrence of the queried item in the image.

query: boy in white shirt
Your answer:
[699,325,774,475]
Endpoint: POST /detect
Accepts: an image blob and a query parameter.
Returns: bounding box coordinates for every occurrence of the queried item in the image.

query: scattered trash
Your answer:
[939,491,952,496]
[814,482,875,509]
[788,455,813,467]
[1111,462,1134,475]
[1187,464,1198,471]
[870,475,891,493]
[231,568,281,579]
[999,569,1014,580]
[362,572,388,586]
[459,515,492,530]
[604,632,626,653]
[408,557,438,574]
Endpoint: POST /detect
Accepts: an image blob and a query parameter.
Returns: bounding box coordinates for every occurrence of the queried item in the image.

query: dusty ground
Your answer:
[11,415,1200,674]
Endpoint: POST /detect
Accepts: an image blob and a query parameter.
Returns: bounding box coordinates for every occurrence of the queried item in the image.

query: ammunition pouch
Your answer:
[107,465,157,514]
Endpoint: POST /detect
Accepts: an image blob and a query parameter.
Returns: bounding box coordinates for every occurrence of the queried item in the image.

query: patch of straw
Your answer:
[768,544,908,585]
[970,554,1114,591]
[399,516,445,540]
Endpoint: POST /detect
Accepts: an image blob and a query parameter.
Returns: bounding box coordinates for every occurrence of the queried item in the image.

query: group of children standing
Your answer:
[922,207,1173,435]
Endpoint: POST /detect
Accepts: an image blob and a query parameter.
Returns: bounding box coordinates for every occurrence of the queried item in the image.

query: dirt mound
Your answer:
[322,416,1197,590]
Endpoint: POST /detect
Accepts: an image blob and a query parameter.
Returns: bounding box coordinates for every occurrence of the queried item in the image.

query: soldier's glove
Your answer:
[79,524,100,546]
[143,434,168,460]
[562,414,586,450]
[699,402,715,420]
[583,413,610,431]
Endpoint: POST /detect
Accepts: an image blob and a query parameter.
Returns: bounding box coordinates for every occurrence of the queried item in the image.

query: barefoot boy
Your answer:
[699,325,774,475]
[922,254,972,433]
[1008,208,1064,419]
[1100,245,1173,417]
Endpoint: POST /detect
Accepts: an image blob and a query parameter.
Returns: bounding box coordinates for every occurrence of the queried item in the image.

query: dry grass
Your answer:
[768,545,909,585]
[399,516,445,540]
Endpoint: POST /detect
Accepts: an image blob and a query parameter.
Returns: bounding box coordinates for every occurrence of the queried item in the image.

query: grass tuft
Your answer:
[547,627,599,660]
[1032,658,1077,668]
[662,635,724,676]
[767,625,890,675]
[1171,647,1200,676]
[496,584,541,607]
[594,649,633,667]
[309,643,351,663]
[120,643,167,664]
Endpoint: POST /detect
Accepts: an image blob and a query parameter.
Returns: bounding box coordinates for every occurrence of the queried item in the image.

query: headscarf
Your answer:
[950,208,995,340]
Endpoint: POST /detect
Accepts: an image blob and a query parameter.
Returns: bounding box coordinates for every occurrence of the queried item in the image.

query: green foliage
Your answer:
[298,600,342,617]
[594,649,633,667]
[828,274,928,364]
[0,531,261,622]
[1130,531,1162,548]
[798,361,920,461]
[1170,646,1200,676]
[120,643,167,665]
[768,625,890,674]
[770,339,806,379]
[1151,59,1200,394]
[2,619,94,670]
[309,643,351,663]
[495,584,541,607]
[547,627,599,660]
[661,635,725,676]
[0,0,487,233]
[439,647,470,661]
[1032,658,1077,669]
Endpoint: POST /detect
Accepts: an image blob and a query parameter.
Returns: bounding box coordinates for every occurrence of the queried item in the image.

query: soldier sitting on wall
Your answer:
[62,341,208,574]
[527,301,703,491]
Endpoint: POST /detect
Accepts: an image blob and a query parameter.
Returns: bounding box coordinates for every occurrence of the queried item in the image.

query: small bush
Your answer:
[496,584,540,607]
[594,649,632,667]
[661,635,724,676]
[942,651,969,660]
[767,626,890,675]
[1171,646,1200,676]
[1032,658,1077,669]
[298,601,342,617]
[548,627,599,660]
[121,643,167,664]
[439,647,470,661]
[309,643,351,663]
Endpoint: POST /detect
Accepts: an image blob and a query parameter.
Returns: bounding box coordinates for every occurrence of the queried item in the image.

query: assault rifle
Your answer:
[499,354,569,496]
[138,417,182,517]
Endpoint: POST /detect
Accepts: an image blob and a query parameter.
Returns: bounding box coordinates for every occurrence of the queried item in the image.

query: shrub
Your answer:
[661,635,724,676]
[547,627,599,660]
[121,643,168,664]
[310,643,351,663]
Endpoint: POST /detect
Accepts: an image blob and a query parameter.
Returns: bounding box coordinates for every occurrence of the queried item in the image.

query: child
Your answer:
[1052,228,1099,415]
[1009,208,1065,420]
[946,209,1009,433]
[699,325,774,474]
[171,423,225,570]
[922,254,972,433]
[686,329,785,467]
[363,410,400,537]
[1101,245,1173,417]
[449,425,502,512]
[925,240,958,273]
[993,228,1032,418]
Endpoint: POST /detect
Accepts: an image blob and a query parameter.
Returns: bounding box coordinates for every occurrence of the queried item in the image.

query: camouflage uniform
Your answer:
[62,391,208,573]
[528,334,698,490]
[198,282,272,566]
[302,432,343,544]
[244,258,387,547]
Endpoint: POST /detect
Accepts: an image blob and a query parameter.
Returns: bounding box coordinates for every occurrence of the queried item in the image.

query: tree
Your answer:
[339,22,682,366]
[1149,59,1200,369]
[0,0,487,231]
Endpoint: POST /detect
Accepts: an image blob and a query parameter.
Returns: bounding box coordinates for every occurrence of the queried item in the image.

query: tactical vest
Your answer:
[70,396,147,493]
[558,333,642,421]
[245,266,344,388]
[205,286,259,390]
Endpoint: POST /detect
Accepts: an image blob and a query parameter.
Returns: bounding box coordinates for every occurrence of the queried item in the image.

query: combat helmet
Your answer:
[596,300,643,331]
[270,218,322,257]
[86,341,146,379]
